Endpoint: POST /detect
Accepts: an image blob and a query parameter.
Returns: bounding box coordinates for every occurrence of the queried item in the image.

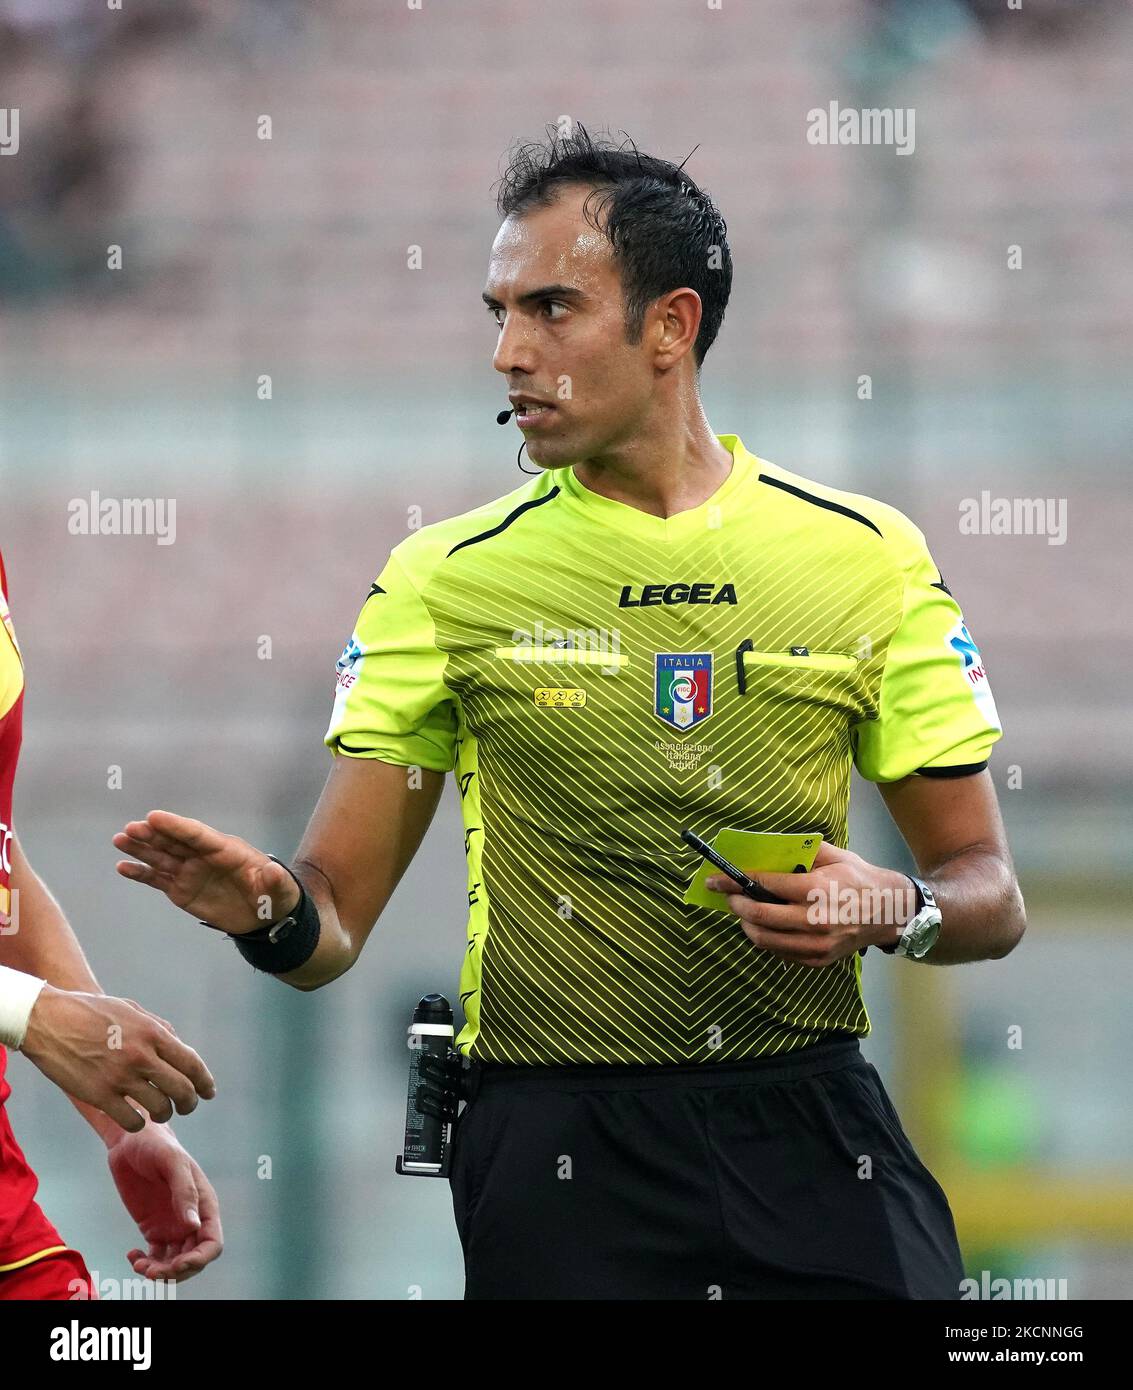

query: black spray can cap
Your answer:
[413,993,453,1025]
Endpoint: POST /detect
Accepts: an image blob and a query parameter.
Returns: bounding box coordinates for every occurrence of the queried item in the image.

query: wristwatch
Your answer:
[883,874,942,959]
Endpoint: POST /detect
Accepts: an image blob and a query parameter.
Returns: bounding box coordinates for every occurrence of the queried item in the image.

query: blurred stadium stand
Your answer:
[0,0,1130,1298]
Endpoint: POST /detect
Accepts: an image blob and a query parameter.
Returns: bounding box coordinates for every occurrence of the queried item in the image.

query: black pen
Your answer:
[680,829,790,906]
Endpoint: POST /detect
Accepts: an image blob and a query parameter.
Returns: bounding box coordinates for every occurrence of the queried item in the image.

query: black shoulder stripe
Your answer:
[930,574,952,596]
[446,486,561,558]
[915,761,988,778]
[757,473,882,537]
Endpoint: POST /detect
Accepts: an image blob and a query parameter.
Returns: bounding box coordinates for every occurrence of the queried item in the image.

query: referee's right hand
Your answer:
[112,810,299,937]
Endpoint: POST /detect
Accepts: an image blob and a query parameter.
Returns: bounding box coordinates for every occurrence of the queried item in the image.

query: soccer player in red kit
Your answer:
[0,548,222,1299]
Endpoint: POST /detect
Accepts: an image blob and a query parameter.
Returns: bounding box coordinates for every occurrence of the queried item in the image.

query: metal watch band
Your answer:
[908,873,936,913]
[878,873,933,955]
[894,873,942,959]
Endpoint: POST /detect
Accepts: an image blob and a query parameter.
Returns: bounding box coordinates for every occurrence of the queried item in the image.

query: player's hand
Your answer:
[107,1122,223,1283]
[20,987,216,1133]
[113,809,300,936]
[705,841,914,968]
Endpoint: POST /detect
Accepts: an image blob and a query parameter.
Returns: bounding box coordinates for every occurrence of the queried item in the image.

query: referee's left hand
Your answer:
[705,842,912,967]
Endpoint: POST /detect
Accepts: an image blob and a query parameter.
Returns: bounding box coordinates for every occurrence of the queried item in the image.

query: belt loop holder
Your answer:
[462,1057,484,1106]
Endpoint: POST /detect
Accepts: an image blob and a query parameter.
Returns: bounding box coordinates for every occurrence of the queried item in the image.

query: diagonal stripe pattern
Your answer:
[421,456,904,1064]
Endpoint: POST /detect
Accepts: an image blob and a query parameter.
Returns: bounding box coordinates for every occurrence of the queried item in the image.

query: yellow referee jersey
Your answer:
[325,435,1001,1064]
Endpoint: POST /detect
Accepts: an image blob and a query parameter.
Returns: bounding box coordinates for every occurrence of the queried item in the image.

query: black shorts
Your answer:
[449,1036,964,1300]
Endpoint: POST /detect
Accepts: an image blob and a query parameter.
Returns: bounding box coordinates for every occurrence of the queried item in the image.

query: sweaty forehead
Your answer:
[486,189,615,296]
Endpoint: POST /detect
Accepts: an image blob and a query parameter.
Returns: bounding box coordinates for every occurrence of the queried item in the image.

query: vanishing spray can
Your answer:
[400,993,455,1174]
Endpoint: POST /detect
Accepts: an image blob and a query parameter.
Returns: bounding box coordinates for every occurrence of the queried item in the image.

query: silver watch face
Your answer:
[898,909,942,958]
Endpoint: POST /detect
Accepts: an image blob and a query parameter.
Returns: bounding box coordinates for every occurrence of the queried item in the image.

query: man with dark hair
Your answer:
[115,124,1024,1300]
[493,126,732,369]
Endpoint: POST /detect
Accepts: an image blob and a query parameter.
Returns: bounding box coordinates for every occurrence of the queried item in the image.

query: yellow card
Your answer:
[683,829,823,910]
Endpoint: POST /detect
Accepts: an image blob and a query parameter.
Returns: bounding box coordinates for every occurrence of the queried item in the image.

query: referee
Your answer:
[113,125,1026,1300]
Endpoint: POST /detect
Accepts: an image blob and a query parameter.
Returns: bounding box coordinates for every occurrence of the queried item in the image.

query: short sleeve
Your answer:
[324,550,458,774]
[851,526,1002,783]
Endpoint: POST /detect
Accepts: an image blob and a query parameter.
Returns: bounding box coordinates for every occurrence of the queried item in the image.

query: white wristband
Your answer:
[0,964,47,1050]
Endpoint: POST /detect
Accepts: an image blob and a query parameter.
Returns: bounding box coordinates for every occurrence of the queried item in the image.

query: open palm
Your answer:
[113,810,298,936]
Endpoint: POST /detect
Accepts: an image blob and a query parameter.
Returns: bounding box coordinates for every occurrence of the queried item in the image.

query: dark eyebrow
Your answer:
[481,283,586,309]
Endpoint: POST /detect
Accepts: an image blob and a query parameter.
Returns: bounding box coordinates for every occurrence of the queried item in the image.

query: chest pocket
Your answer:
[455,645,628,711]
[440,644,631,763]
[737,646,870,719]
[489,646,629,707]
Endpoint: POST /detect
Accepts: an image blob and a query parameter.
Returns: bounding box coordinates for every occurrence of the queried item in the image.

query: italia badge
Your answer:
[655,652,712,731]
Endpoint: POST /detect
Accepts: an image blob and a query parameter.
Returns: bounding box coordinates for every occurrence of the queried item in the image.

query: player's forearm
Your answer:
[4,840,133,1144]
[2,838,102,993]
[267,760,443,990]
[273,858,363,991]
[914,846,1025,964]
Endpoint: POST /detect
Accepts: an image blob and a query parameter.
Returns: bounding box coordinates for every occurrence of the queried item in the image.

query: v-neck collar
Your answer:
[554,434,752,542]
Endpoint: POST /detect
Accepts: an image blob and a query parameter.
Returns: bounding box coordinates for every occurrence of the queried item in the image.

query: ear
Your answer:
[652,287,702,369]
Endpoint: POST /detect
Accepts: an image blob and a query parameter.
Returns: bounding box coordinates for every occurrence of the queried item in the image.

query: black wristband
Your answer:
[225,856,322,976]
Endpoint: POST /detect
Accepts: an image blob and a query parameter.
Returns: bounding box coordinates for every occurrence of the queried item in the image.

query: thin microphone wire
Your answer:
[495,405,540,473]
